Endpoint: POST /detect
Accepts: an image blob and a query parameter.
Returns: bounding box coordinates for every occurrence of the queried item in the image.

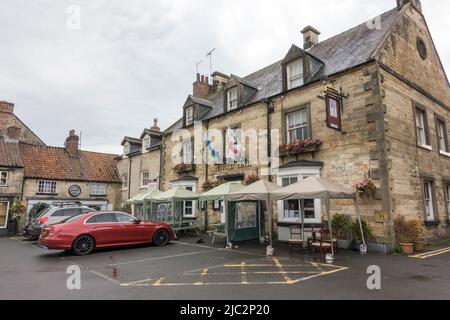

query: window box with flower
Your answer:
[279,137,322,156]
[174,162,195,174]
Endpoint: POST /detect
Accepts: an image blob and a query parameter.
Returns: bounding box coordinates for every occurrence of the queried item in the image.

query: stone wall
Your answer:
[22,179,121,210]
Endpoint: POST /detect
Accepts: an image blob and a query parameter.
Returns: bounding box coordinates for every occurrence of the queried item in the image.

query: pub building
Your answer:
[123,0,450,249]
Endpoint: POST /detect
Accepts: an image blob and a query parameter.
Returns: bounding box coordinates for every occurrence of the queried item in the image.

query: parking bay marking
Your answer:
[410,246,450,259]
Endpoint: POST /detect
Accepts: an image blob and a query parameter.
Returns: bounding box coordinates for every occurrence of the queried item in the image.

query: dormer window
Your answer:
[227,87,238,111]
[186,106,194,126]
[287,59,303,89]
[143,137,151,150]
[123,143,130,155]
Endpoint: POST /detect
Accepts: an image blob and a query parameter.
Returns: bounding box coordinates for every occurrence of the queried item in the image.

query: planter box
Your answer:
[337,239,353,250]
[280,144,321,157]
[174,164,195,174]
[352,241,389,254]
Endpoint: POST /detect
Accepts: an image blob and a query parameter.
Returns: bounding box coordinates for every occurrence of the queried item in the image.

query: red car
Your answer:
[38,211,174,255]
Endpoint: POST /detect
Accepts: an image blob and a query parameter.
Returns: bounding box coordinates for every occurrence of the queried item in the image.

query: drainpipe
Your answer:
[204,121,209,232]
[262,98,272,182]
[127,156,132,200]
[158,144,164,191]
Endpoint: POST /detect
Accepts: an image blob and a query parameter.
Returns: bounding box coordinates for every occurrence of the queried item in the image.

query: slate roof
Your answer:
[0,139,23,168]
[164,7,402,133]
[19,143,121,183]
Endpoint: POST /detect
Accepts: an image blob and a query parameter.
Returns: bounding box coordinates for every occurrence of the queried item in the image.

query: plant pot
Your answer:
[337,239,353,250]
[414,242,426,252]
[399,243,414,255]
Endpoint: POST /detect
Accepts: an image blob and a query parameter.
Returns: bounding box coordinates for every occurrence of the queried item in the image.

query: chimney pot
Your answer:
[151,118,160,132]
[193,73,211,98]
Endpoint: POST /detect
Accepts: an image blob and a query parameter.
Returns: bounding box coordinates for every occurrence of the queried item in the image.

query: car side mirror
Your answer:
[134,218,143,224]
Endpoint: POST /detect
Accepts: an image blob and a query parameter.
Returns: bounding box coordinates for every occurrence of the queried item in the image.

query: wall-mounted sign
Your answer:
[148,179,158,192]
[326,95,342,131]
[68,185,82,198]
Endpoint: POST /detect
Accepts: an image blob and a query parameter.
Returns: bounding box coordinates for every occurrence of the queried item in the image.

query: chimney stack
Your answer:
[212,71,229,93]
[151,118,160,132]
[65,130,79,157]
[397,0,422,12]
[301,26,320,50]
[193,73,211,98]
[0,101,14,114]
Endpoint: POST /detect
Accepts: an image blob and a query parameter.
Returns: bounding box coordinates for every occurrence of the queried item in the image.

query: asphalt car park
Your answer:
[1,236,450,300]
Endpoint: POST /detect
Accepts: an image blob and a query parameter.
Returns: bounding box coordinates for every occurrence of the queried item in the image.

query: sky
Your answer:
[1,0,449,154]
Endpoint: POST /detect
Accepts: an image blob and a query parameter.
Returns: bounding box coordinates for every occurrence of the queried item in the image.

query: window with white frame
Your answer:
[182,140,193,164]
[415,108,429,147]
[90,183,107,196]
[186,106,194,126]
[437,119,449,153]
[141,171,150,187]
[227,87,238,111]
[0,201,9,228]
[0,171,8,187]
[423,180,435,221]
[172,183,196,218]
[143,137,151,150]
[277,169,321,223]
[286,109,309,143]
[38,180,57,194]
[122,174,128,190]
[445,184,450,220]
[287,59,303,89]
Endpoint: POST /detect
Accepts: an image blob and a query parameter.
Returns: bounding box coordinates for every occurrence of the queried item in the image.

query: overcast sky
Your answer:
[1,0,449,154]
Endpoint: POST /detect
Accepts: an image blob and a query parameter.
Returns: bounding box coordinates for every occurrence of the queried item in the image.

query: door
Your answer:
[113,213,148,243]
[228,201,260,242]
[85,213,120,246]
[0,202,9,228]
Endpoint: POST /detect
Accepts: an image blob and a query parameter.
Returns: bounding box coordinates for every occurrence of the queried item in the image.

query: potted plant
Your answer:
[393,216,424,255]
[411,219,426,252]
[202,178,224,192]
[174,162,194,173]
[331,214,353,250]
[279,137,322,156]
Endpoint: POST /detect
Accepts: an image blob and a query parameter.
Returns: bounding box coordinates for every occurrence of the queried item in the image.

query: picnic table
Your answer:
[170,220,201,238]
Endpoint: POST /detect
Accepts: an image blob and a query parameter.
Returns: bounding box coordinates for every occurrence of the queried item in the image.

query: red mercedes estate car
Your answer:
[38,211,174,255]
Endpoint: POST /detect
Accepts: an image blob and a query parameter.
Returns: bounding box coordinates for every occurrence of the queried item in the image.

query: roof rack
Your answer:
[50,201,83,208]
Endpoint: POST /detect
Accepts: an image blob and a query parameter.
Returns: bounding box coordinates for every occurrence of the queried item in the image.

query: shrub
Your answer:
[331,214,352,240]
[28,203,49,220]
[352,219,373,242]
[120,204,132,214]
[394,216,425,244]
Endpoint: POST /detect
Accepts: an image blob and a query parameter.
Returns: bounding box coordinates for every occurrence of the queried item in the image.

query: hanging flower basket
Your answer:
[202,178,224,192]
[352,179,377,199]
[279,137,322,156]
[245,174,260,186]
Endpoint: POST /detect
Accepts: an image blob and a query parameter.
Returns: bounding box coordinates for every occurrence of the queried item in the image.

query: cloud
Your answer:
[0,0,449,154]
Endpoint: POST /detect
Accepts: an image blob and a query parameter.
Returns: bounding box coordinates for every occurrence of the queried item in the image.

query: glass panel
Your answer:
[0,202,8,227]
[235,202,257,230]
[115,213,135,223]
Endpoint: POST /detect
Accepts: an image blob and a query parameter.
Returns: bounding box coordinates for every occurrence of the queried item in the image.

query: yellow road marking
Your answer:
[241,262,248,284]
[224,264,313,268]
[195,268,209,286]
[273,257,293,284]
[410,247,450,259]
[153,277,166,286]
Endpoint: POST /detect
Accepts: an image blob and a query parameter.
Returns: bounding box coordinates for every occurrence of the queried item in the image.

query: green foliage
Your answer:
[28,203,49,219]
[352,219,373,241]
[331,214,352,240]
[393,216,425,243]
[120,204,132,214]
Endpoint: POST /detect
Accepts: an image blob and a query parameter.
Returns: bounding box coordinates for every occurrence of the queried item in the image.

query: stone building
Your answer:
[152,0,450,247]
[117,119,162,212]
[0,102,122,236]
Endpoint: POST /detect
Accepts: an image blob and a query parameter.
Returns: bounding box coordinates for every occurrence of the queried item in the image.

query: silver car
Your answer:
[23,206,96,240]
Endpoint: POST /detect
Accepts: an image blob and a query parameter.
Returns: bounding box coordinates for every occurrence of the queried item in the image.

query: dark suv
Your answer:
[23,206,96,240]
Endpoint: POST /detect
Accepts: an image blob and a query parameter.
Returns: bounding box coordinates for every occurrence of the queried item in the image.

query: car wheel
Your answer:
[153,229,169,247]
[73,235,95,256]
